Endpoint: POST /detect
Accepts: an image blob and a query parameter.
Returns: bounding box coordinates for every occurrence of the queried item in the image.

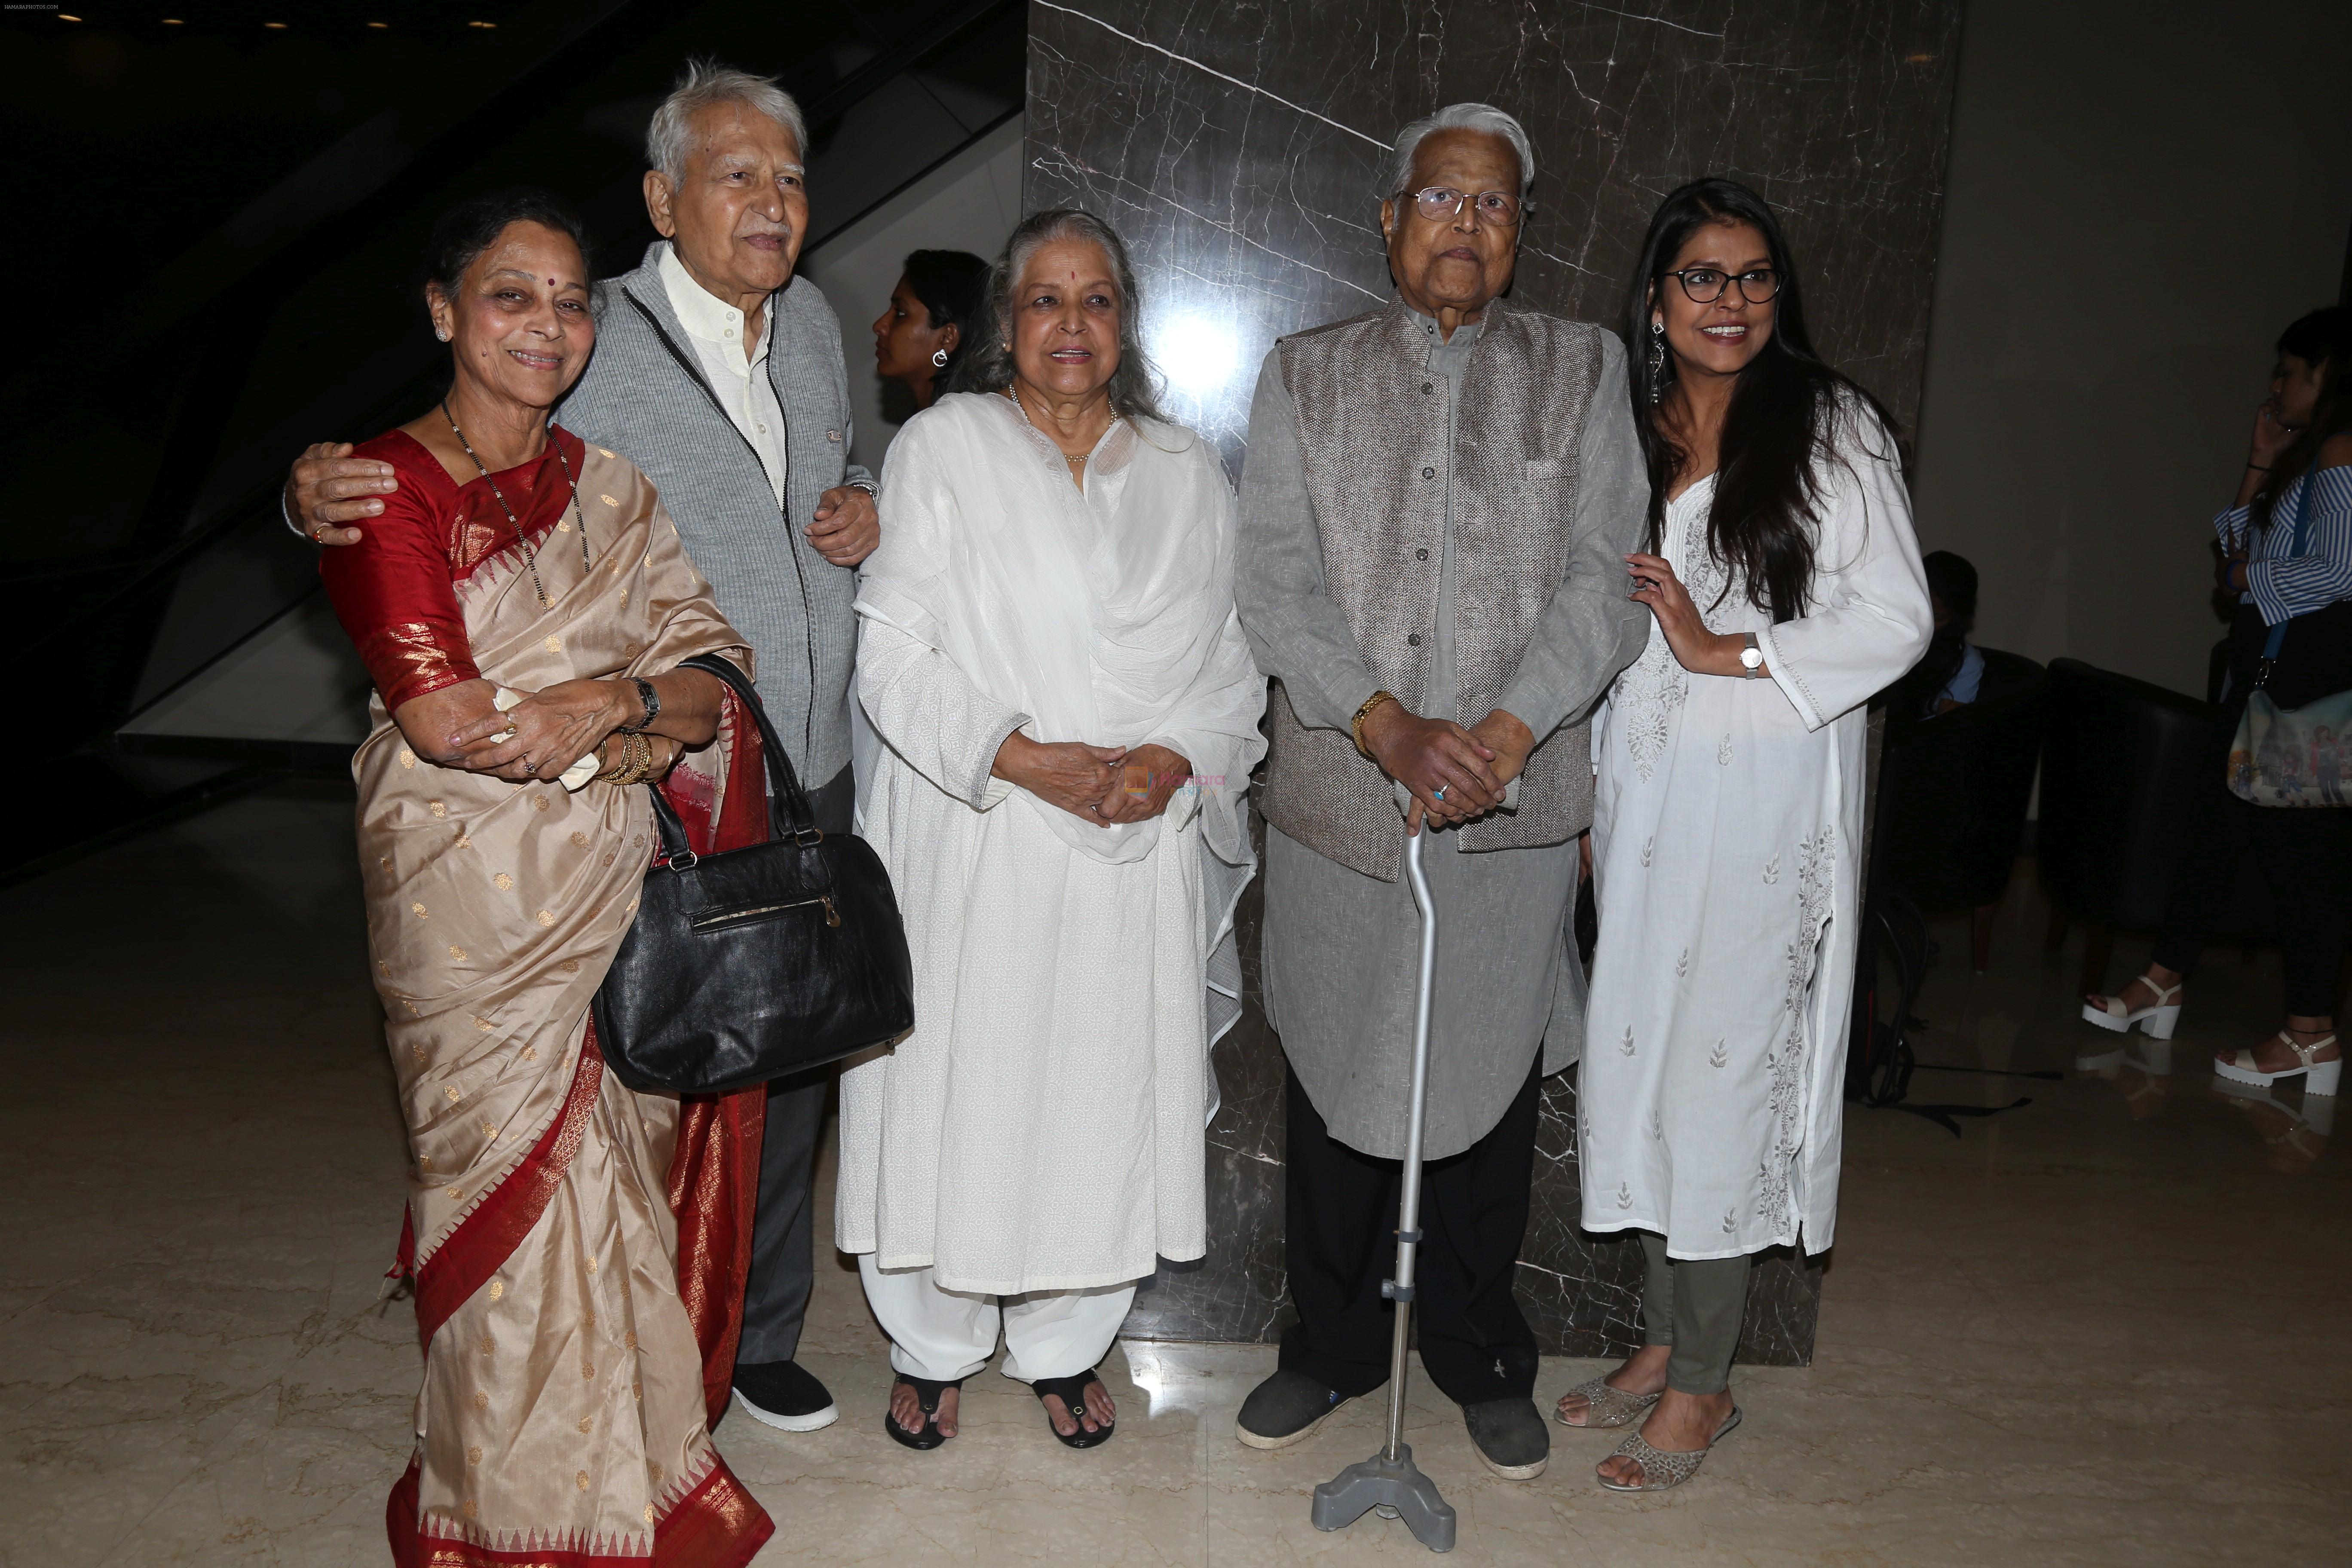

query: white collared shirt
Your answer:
[659,244,789,508]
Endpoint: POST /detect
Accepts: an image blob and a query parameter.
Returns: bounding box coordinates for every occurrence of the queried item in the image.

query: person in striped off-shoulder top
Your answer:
[2085,306,2352,1095]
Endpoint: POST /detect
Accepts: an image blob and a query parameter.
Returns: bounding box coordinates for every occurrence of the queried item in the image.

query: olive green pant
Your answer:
[1638,1233,1753,1395]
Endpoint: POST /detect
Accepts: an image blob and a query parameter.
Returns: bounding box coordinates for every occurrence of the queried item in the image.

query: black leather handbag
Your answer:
[593,654,914,1094]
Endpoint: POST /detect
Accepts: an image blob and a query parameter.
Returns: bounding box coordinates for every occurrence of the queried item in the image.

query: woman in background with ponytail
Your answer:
[2083,307,2352,1093]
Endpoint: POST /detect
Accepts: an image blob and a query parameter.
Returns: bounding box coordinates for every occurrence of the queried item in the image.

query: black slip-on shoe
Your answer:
[1235,1368,1357,1450]
[1464,1396,1550,1479]
[732,1360,839,1433]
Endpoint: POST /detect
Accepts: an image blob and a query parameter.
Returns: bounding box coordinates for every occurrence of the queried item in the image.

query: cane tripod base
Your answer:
[1311,1443,1457,1552]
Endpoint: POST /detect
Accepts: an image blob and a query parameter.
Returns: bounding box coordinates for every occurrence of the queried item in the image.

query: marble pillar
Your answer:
[1042,2,1966,1364]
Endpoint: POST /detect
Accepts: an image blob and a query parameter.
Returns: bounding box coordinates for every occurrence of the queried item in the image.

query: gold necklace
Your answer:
[1010,386,1105,473]
[441,399,592,606]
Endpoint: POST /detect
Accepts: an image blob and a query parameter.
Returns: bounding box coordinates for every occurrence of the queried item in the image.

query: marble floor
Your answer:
[1,783,2346,1566]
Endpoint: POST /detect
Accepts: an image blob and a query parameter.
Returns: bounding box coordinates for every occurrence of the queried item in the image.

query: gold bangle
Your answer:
[596,731,651,786]
[1351,689,1397,759]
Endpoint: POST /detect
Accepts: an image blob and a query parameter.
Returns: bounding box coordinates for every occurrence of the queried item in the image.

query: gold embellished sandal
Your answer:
[1597,1405,1741,1491]
[1554,1376,1663,1430]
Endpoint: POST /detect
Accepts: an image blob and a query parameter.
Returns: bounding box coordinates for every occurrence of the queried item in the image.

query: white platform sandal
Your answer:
[2081,976,2181,1039]
[2214,1032,2341,1096]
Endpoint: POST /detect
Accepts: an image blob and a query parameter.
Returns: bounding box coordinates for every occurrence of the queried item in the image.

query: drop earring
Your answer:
[1647,318,1666,406]
[931,347,949,369]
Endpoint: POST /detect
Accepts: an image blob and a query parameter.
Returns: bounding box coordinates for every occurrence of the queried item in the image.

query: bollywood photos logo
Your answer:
[1117,766,1224,797]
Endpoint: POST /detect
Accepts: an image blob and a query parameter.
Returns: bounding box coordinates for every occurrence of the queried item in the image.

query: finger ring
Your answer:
[1433,785,1447,801]
[521,759,538,774]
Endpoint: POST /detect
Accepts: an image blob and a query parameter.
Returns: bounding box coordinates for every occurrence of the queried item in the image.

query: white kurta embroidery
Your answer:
[1579,401,1932,1259]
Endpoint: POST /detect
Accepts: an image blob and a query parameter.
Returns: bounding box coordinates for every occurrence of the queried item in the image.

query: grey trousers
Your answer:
[1637,1233,1752,1396]
[734,765,854,1371]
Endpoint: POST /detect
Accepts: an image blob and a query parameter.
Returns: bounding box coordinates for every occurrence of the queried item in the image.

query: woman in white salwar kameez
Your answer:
[1559,181,1931,1491]
[837,210,1266,1451]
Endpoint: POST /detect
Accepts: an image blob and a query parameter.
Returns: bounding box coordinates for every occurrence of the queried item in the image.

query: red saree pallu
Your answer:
[329,429,773,1567]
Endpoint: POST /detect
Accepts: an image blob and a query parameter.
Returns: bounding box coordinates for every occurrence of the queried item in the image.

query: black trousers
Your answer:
[2151,704,2352,1017]
[735,765,854,1370]
[1278,1056,1541,1407]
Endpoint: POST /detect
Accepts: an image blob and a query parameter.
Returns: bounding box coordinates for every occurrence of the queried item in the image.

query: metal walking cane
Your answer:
[1311,799,1458,1552]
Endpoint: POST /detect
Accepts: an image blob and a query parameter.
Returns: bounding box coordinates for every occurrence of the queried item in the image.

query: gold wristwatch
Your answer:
[1351,689,1398,758]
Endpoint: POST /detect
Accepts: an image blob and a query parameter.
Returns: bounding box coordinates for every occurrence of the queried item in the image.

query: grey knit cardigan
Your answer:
[559,241,874,786]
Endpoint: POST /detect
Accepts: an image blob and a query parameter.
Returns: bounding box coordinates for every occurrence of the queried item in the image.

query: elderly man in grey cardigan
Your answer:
[285,62,873,1437]
[1231,104,1649,1481]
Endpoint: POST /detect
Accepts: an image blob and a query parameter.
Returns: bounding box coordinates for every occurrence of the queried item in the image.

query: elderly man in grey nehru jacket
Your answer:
[1230,103,1650,1480]
[285,61,876,1437]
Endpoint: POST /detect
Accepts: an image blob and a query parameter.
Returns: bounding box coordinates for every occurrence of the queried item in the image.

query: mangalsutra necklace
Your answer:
[442,399,592,606]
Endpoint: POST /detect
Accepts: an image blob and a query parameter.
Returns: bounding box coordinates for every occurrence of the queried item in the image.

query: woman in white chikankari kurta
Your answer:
[1559,180,1930,1494]
[833,214,1265,1452]
[1583,395,1928,1262]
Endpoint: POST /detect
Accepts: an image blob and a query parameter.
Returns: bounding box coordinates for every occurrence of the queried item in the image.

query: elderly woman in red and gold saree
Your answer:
[320,191,774,1568]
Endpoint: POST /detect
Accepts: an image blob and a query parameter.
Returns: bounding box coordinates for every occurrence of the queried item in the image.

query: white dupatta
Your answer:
[855,391,1259,871]
[854,391,1265,1076]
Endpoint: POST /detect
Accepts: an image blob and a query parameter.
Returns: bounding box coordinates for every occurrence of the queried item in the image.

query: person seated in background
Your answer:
[1923,550,1982,711]
[1886,548,1980,717]
[871,248,989,420]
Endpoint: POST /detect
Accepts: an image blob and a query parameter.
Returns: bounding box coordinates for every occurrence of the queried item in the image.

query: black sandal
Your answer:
[883,1375,963,1451]
[1031,1368,1115,1449]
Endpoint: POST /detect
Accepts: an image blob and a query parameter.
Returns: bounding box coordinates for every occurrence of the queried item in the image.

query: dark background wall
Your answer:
[1030,0,1967,1360]
[1909,0,2352,701]
[1028,0,1965,473]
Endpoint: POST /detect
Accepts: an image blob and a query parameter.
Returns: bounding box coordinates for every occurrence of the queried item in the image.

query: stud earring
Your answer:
[1647,318,1666,406]
[931,347,949,369]
[436,327,452,342]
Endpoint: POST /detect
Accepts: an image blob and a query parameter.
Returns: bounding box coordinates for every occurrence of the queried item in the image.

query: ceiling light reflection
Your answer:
[1150,309,1241,410]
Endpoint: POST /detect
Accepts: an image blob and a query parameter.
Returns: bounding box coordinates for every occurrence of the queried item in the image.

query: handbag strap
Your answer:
[677,652,821,842]
[2256,468,2323,676]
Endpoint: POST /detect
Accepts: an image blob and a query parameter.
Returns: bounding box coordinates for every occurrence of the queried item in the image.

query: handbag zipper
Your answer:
[691,895,840,931]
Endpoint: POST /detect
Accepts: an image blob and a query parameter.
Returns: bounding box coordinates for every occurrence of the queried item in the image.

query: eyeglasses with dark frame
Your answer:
[1405,187,1528,227]
[1666,266,1782,304]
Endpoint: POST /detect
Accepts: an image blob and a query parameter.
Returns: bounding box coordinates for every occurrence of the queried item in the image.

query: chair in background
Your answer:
[1878,648,2049,971]
[2035,658,2218,994]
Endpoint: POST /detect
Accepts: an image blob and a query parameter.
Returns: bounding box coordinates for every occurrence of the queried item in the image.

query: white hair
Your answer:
[646,59,808,183]
[1384,102,1536,204]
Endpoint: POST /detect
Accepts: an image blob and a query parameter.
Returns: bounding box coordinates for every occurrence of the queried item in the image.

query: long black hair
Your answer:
[2254,306,2352,532]
[902,248,989,381]
[1626,178,1894,622]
